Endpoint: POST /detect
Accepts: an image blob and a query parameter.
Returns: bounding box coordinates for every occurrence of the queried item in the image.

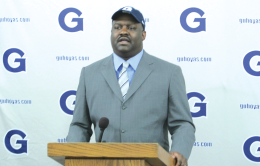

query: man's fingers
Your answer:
[170,152,181,166]
[176,158,182,166]
[169,151,188,166]
[176,154,182,166]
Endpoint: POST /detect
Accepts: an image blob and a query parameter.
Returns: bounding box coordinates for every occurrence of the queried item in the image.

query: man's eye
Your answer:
[129,26,136,30]
[114,26,121,29]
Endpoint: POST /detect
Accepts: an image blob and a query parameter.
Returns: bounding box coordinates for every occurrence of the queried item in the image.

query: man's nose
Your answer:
[120,26,128,35]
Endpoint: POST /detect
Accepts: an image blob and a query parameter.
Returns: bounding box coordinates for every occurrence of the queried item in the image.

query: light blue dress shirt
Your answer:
[113,50,143,85]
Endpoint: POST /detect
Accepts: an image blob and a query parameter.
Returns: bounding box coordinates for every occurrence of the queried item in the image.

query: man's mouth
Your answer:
[118,37,130,44]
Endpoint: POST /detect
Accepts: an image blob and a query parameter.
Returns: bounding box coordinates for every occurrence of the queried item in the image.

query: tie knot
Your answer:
[123,62,129,69]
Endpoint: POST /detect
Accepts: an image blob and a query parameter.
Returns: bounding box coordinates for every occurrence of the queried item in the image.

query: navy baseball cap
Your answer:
[111,6,145,30]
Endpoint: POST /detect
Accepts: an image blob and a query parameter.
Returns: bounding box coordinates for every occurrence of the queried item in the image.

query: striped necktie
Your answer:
[118,62,129,99]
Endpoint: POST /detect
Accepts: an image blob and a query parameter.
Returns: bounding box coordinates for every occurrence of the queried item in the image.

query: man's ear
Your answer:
[142,31,146,41]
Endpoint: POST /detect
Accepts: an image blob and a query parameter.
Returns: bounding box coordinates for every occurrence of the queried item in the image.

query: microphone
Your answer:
[98,117,109,142]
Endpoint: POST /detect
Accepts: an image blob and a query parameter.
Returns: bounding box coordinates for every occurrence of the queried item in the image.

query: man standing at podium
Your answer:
[67,6,195,166]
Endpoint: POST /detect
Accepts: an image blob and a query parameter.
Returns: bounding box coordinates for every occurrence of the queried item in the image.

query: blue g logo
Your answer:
[243,136,260,162]
[243,51,260,76]
[60,90,76,115]
[4,129,28,154]
[180,7,206,33]
[58,8,83,32]
[3,48,26,73]
[187,92,207,117]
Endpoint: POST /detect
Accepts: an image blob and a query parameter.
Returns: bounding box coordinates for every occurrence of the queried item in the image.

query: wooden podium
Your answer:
[48,143,175,166]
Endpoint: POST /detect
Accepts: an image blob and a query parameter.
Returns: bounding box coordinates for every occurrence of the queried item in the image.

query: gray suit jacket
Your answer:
[67,51,195,159]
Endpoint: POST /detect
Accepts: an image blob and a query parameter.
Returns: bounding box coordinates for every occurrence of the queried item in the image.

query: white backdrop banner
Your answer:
[1,0,260,165]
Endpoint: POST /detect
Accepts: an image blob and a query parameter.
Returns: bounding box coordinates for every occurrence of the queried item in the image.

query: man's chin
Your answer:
[117,47,131,53]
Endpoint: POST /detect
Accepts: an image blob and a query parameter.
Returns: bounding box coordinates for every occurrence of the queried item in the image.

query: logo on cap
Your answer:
[122,6,133,12]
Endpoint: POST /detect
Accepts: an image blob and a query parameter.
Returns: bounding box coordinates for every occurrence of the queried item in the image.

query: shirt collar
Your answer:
[113,50,144,71]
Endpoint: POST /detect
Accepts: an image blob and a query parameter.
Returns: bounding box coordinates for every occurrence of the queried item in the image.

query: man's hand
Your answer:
[169,151,187,166]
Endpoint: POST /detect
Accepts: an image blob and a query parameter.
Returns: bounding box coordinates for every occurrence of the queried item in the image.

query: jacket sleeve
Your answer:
[66,67,93,142]
[168,65,195,159]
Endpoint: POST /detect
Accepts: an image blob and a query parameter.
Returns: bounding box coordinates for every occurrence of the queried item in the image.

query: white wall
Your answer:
[1,0,260,165]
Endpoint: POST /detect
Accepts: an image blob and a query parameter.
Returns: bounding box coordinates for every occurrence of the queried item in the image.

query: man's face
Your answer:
[111,13,146,60]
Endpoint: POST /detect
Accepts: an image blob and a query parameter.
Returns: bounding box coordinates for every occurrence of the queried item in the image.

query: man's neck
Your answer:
[114,49,143,61]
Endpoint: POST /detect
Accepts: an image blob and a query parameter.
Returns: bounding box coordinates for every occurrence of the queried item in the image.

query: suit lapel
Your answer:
[101,55,123,102]
[124,51,154,102]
